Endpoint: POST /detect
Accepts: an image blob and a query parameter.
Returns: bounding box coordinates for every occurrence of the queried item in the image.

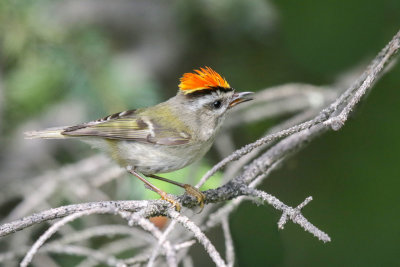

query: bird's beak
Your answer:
[229,92,254,108]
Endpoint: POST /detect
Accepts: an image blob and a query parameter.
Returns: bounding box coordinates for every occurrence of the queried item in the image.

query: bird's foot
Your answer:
[160,191,181,212]
[183,184,205,212]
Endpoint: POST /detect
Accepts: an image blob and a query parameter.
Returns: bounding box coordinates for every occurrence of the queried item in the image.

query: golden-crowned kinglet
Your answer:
[26,67,253,210]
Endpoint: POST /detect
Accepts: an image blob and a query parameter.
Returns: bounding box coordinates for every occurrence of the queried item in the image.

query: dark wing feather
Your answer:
[62,109,191,145]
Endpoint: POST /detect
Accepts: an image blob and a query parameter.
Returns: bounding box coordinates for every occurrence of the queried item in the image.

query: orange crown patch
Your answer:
[179,67,231,94]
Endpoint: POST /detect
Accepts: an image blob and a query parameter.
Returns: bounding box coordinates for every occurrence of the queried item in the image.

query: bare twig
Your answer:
[20,207,120,267]
[0,200,151,237]
[43,244,125,267]
[147,220,178,267]
[249,190,330,242]
[168,210,227,267]
[222,219,235,267]
[54,224,154,245]
[118,211,178,267]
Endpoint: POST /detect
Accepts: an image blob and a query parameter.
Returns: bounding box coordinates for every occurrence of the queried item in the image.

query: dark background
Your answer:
[1,0,400,266]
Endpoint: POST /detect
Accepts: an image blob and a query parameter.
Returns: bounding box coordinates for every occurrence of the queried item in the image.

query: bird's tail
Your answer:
[24,127,67,139]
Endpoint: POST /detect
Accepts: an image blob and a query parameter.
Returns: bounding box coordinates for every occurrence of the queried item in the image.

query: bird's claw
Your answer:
[160,191,181,212]
[183,184,205,213]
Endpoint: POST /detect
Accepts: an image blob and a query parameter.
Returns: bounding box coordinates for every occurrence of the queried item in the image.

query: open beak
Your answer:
[229,92,254,108]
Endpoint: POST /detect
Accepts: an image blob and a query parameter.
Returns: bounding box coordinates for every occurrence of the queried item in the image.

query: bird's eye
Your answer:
[212,100,222,109]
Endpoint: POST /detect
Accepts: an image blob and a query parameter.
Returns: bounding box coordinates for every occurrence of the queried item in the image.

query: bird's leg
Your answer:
[148,174,205,211]
[128,169,181,211]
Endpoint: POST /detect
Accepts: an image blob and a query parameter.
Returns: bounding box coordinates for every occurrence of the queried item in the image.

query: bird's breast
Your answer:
[114,140,213,175]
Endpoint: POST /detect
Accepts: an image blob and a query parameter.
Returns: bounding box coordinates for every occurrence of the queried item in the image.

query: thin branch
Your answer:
[119,241,194,266]
[248,189,330,242]
[53,224,154,245]
[147,220,178,267]
[224,83,335,128]
[222,219,235,267]
[20,207,120,267]
[195,118,325,188]
[325,33,400,130]
[42,244,125,267]
[118,211,178,267]
[222,109,317,182]
[76,238,147,267]
[168,210,227,267]
[0,200,151,237]
[204,160,284,230]
[174,240,196,251]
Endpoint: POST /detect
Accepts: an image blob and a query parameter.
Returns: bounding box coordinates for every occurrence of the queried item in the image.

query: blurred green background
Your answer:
[1,0,400,266]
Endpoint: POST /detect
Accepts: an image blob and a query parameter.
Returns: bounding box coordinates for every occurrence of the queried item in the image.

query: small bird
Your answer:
[25,67,253,210]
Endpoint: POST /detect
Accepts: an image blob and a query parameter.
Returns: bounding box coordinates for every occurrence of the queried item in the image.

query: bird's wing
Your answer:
[62,109,191,145]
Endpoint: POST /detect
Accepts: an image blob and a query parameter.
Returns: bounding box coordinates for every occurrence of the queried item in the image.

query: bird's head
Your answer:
[172,67,253,140]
